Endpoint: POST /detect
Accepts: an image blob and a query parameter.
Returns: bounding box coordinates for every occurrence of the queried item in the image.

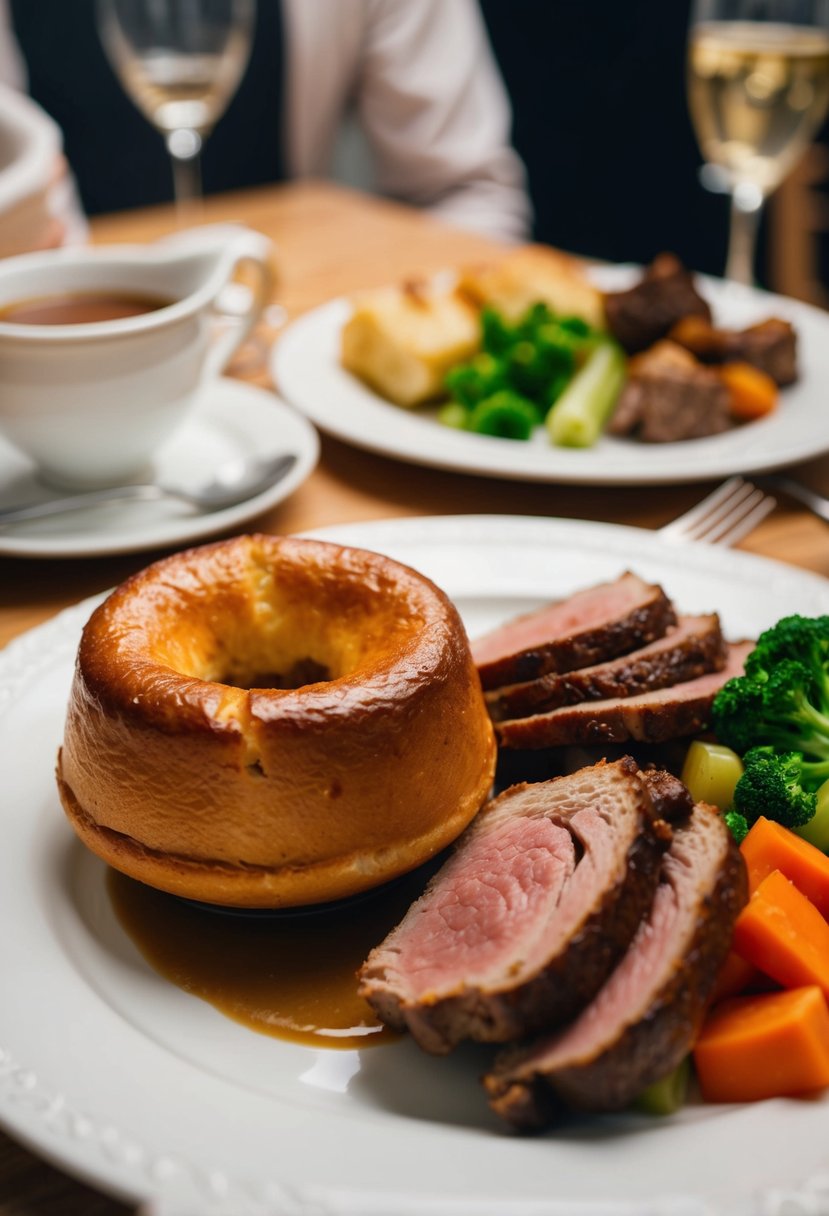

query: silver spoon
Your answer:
[0,453,297,526]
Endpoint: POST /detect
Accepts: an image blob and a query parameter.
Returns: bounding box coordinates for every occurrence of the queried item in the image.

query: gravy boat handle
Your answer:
[203,230,277,379]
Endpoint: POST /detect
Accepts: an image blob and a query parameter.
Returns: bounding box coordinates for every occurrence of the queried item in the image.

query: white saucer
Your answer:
[0,378,319,559]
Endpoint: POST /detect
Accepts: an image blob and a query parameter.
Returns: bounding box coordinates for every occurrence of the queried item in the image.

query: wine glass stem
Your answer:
[166,129,204,215]
[725,189,763,286]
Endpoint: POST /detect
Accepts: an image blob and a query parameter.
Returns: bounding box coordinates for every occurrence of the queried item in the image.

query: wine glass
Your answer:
[97,0,255,209]
[687,0,829,284]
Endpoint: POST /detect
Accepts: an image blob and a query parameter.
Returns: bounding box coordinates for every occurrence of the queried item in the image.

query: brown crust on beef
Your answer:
[476,585,677,692]
[486,615,726,723]
[639,769,695,824]
[484,808,748,1128]
[496,641,752,751]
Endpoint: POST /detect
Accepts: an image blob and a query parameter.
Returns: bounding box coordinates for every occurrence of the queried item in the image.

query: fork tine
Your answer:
[704,491,777,546]
[659,476,748,541]
[677,481,758,541]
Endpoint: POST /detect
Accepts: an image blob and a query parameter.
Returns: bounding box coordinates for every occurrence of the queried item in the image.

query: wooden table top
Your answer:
[1,178,828,1215]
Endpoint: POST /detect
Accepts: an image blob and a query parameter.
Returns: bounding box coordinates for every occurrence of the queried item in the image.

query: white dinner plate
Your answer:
[272,267,829,484]
[0,378,319,559]
[2,514,829,1216]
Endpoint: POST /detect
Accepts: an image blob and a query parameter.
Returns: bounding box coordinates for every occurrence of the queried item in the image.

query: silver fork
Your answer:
[659,476,777,547]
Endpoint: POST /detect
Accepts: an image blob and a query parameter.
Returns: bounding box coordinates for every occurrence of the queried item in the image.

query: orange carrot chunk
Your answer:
[694,986,829,1103]
[733,869,829,998]
[719,361,778,421]
[741,816,829,916]
[739,817,829,914]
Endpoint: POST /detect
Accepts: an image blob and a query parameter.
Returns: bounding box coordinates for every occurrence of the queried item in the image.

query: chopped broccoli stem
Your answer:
[545,340,626,448]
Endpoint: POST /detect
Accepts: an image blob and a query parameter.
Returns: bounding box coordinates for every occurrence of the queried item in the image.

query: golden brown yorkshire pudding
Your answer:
[56,534,496,908]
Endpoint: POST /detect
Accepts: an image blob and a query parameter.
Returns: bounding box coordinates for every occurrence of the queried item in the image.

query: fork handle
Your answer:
[755,475,829,525]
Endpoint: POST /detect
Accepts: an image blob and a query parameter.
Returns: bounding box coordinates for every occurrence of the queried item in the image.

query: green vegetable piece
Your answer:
[680,740,744,811]
[724,810,749,844]
[545,339,626,448]
[548,371,571,404]
[795,778,829,851]
[633,1057,691,1116]
[445,352,506,408]
[711,616,829,832]
[507,340,571,401]
[558,315,592,338]
[536,322,591,362]
[517,301,554,339]
[481,308,517,356]
[437,401,469,430]
[468,390,540,440]
[733,747,820,829]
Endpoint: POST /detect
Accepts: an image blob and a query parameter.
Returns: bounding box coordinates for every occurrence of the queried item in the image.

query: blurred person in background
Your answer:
[479,0,730,276]
[0,3,86,254]
[0,0,531,245]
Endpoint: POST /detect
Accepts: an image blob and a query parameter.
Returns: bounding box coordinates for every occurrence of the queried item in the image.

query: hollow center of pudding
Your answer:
[147,550,428,691]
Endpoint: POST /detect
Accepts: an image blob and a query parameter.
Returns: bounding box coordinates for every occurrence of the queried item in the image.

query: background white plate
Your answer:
[2,515,829,1216]
[272,268,828,484]
[0,378,319,559]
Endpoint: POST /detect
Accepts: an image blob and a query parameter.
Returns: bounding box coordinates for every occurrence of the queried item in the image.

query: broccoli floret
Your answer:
[712,616,829,831]
[723,810,749,844]
[480,308,517,356]
[445,352,506,408]
[467,390,542,440]
[709,676,766,755]
[732,747,825,828]
[745,614,829,687]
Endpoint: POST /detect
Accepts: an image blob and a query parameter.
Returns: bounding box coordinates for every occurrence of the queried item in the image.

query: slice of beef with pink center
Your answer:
[358,758,676,1055]
[485,800,747,1129]
[472,572,676,691]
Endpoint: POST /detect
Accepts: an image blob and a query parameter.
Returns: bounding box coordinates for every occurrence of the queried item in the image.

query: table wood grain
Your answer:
[1,179,827,1215]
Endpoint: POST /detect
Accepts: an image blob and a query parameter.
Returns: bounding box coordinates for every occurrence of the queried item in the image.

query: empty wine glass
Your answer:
[97,0,255,208]
[687,0,829,284]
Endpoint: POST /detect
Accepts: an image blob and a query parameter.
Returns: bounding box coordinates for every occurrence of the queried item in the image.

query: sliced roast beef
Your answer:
[486,614,726,723]
[358,758,673,1055]
[603,253,712,355]
[484,801,747,1128]
[496,640,752,750]
[472,572,676,692]
[607,341,732,443]
[732,318,798,385]
[669,315,798,386]
[639,767,695,824]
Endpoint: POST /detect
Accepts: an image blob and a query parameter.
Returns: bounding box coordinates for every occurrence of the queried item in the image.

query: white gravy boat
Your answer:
[0,227,274,488]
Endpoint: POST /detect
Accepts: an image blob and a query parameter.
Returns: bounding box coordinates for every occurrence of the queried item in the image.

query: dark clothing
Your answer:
[479,0,732,277]
[10,0,285,213]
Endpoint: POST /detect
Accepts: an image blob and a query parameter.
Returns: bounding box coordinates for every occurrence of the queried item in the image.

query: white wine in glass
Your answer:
[688,0,829,284]
[98,0,255,208]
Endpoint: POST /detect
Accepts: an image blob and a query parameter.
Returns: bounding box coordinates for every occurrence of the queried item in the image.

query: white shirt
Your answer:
[0,0,531,243]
